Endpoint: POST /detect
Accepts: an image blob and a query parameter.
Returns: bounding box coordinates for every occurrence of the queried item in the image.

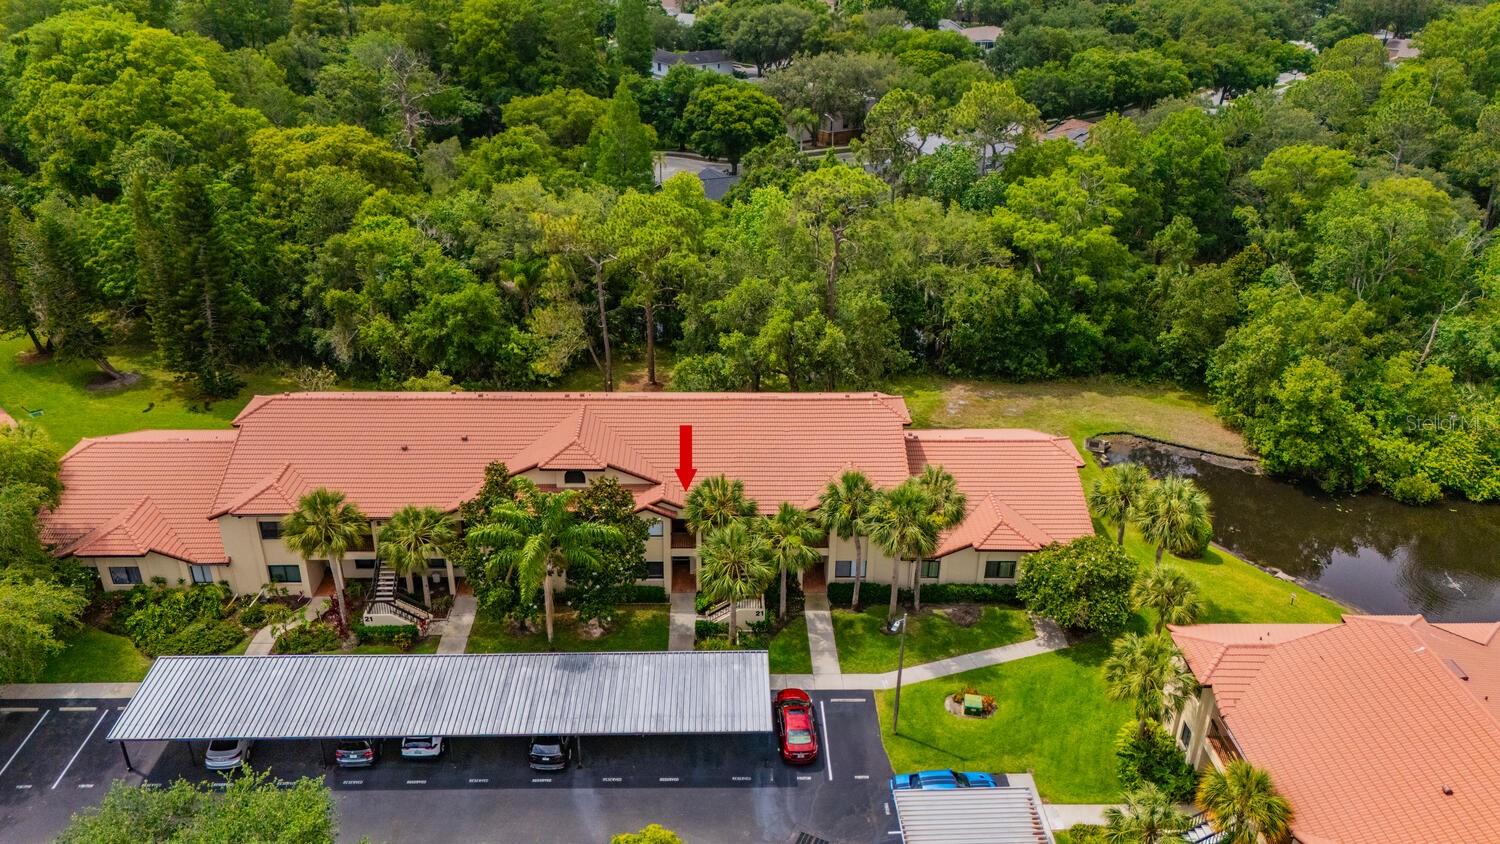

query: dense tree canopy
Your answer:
[0,0,1493,506]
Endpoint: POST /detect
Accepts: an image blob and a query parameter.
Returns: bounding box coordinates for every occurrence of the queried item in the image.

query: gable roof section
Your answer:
[44,430,236,564]
[905,430,1092,554]
[215,392,915,518]
[1169,615,1500,843]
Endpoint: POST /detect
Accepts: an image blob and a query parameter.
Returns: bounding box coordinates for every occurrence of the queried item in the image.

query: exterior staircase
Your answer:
[705,597,765,628]
[364,561,434,626]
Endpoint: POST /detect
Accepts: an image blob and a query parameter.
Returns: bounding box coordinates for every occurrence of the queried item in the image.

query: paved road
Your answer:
[0,692,895,843]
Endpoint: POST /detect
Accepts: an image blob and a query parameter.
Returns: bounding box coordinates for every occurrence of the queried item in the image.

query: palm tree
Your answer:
[282,488,369,629]
[864,480,939,619]
[817,470,877,610]
[466,484,623,644]
[698,521,774,645]
[1135,476,1213,566]
[1197,761,1293,844]
[1104,632,1197,741]
[1103,783,1193,844]
[1133,566,1204,634]
[379,505,457,597]
[682,474,757,537]
[1089,463,1152,545]
[913,465,966,612]
[763,503,822,619]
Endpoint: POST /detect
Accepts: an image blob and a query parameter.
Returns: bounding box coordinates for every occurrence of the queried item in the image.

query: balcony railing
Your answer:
[670,533,696,549]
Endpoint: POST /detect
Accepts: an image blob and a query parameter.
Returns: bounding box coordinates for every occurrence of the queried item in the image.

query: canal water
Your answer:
[1102,435,1500,622]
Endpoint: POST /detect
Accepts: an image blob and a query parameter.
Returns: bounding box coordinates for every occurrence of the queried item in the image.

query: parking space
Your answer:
[1,692,897,843]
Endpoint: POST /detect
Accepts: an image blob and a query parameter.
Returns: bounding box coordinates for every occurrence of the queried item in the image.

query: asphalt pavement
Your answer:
[0,692,895,843]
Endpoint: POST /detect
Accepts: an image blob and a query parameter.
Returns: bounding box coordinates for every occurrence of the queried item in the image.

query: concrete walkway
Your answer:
[772,617,1068,690]
[244,596,330,656]
[438,594,477,654]
[0,682,140,699]
[668,593,696,651]
[803,593,841,676]
[1043,803,1120,829]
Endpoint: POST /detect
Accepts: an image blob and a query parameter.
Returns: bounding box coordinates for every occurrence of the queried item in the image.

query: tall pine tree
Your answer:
[615,0,652,75]
[0,200,49,356]
[132,167,266,397]
[588,81,657,191]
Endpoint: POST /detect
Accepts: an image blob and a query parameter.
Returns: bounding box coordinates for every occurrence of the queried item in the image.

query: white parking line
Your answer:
[0,707,39,714]
[0,710,48,779]
[828,697,867,703]
[53,710,109,789]
[658,777,679,783]
[819,699,833,781]
[58,707,97,712]
[467,778,488,784]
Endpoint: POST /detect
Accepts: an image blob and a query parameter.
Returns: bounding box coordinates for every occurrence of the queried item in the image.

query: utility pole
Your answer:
[891,613,908,734]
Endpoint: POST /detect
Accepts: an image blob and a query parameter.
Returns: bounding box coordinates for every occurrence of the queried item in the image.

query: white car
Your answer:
[204,739,252,771]
[400,736,445,758]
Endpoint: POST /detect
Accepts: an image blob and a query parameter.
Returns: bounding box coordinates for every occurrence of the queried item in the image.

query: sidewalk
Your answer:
[438,594,477,654]
[668,593,696,651]
[0,682,140,699]
[244,596,330,656]
[803,593,841,676]
[774,617,1068,690]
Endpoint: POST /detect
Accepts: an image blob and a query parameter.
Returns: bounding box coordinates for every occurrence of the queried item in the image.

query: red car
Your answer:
[775,688,819,765]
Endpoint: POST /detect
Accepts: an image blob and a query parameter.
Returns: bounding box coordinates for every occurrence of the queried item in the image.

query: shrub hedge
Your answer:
[352,623,421,645]
[275,621,340,654]
[825,582,1019,607]
[154,619,246,656]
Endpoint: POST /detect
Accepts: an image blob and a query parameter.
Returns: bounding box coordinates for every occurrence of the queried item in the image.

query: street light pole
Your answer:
[892,612,908,735]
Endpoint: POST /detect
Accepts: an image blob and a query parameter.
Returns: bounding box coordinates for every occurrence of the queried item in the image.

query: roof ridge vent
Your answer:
[1443,657,1469,681]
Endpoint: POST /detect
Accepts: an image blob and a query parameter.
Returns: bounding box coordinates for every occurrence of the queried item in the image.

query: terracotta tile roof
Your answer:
[0,406,15,427]
[43,431,236,564]
[905,429,1093,554]
[1170,615,1500,843]
[213,392,917,518]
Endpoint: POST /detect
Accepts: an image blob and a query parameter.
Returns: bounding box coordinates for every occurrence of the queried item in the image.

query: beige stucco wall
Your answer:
[817,534,1024,588]
[1173,684,1222,770]
[83,552,226,591]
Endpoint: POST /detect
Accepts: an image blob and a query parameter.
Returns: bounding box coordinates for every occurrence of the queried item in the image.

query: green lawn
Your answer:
[768,615,813,674]
[38,627,153,683]
[876,637,1131,803]
[0,337,304,449]
[834,605,1034,674]
[465,605,669,653]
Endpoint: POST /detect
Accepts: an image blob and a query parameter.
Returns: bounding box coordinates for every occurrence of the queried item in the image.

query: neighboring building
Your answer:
[1042,118,1095,147]
[892,773,1053,843]
[651,49,733,78]
[937,19,1002,50]
[695,166,739,201]
[43,392,1092,601]
[1169,615,1500,844]
[0,406,14,427]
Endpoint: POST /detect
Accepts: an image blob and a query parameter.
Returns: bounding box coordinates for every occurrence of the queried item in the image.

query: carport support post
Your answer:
[120,742,134,773]
[577,736,584,769]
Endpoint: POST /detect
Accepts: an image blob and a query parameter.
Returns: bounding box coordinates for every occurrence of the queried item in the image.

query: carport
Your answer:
[107,651,771,771]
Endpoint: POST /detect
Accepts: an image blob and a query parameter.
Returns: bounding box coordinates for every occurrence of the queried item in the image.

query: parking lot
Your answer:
[0,692,897,843]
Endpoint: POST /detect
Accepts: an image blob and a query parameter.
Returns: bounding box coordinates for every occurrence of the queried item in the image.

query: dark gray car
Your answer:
[527,736,570,771]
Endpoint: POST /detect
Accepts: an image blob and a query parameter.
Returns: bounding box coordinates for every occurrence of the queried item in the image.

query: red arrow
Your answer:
[675,424,697,489]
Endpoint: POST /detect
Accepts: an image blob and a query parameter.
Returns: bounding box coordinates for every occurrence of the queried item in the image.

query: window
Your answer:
[427,558,446,571]
[354,558,376,570]
[189,564,215,585]
[834,560,867,578]
[984,559,1017,579]
[109,566,143,585]
[1179,722,1192,747]
[563,469,587,485]
[648,519,664,537]
[645,561,664,580]
[920,559,941,579]
[267,564,302,584]
[258,521,281,540]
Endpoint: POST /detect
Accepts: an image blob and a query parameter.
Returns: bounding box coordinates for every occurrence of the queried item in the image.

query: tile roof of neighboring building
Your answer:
[0,406,14,427]
[1170,615,1500,844]
[904,430,1092,554]
[45,430,238,563]
[43,393,1095,560]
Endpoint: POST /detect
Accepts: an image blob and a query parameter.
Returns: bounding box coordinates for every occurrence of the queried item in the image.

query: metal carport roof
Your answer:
[108,651,771,741]
[892,781,1054,844]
